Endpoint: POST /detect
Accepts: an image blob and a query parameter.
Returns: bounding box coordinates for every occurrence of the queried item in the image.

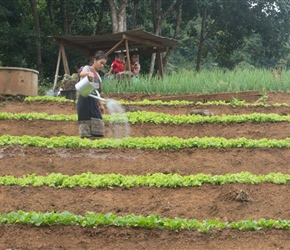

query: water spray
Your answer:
[75,76,130,138]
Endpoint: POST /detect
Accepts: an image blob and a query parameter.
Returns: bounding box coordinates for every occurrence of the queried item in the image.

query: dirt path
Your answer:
[1,120,290,139]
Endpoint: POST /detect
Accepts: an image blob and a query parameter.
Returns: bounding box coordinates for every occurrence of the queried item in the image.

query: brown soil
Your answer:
[0,92,290,250]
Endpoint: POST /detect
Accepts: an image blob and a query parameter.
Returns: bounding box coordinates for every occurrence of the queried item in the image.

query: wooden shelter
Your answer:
[46,28,178,88]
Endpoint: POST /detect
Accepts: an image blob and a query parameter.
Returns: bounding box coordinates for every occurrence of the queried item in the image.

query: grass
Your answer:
[42,68,290,95]
[101,68,290,95]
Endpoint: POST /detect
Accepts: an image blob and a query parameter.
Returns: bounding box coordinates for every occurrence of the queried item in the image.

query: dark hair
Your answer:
[116,52,125,59]
[130,52,138,58]
[94,51,108,61]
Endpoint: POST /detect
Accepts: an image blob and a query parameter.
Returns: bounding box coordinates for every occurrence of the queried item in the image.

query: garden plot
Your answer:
[0,92,290,249]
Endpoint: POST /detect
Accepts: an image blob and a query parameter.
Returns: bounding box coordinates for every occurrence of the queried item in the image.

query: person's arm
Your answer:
[105,61,116,76]
[98,99,105,114]
[79,67,94,81]
[105,65,113,76]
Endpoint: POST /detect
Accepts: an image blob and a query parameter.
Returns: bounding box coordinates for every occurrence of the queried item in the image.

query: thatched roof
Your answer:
[46,28,178,57]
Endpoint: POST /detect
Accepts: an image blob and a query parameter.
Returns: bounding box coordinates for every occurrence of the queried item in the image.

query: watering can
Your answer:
[75,76,106,102]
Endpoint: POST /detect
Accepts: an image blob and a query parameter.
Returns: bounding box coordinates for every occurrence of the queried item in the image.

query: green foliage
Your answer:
[0,135,289,150]
[25,95,290,107]
[2,172,290,188]
[25,96,74,102]
[100,68,290,94]
[1,0,290,81]
[2,111,290,125]
[0,0,35,67]
[3,210,290,232]
[170,0,290,71]
[24,94,290,109]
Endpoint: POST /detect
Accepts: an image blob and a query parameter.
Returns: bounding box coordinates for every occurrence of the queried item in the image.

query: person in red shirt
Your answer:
[105,52,125,75]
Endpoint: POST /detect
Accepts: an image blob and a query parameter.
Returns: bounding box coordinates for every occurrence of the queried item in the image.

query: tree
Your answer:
[214,0,290,68]
[28,0,43,79]
[108,0,128,33]
[177,0,290,71]
[195,4,207,72]
[149,0,177,76]
[0,1,34,67]
[163,0,183,73]
[250,0,290,62]
[2,0,290,82]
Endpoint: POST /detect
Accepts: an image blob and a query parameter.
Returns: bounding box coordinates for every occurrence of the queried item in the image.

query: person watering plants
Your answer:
[77,51,108,138]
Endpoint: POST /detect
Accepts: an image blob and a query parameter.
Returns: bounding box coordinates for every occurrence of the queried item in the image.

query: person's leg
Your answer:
[78,120,92,138]
[77,95,92,138]
[89,95,104,137]
[91,117,104,137]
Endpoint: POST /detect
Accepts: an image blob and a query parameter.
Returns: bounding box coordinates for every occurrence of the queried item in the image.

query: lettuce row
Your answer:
[1,210,290,232]
[24,96,74,102]
[1,111,290,124]
[126,111,290,124]
[0,135,290,149]
[24,96,290,107]
[1,172,290,188]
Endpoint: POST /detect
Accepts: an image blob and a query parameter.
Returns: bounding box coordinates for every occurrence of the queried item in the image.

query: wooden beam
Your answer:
[123,34,163,48]
[105,38,125,56]
[136,48,167,54]
[60,42,70,75]
[53,47,61,90]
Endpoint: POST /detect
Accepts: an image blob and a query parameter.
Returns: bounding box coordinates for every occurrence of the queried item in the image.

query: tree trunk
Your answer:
[95,1,105,34]
[60,0,69,35]
[149,0,161,77]
[163,0,183,73]
[196,7,207,72]
[29,0,43,79]
[131,0,137,29]
[149,0,176,77]
[46,0,54,25]
[108,0,127,33]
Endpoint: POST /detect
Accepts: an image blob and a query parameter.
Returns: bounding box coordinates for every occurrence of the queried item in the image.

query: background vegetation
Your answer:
[101,68,289,94]
[1,0,290,93]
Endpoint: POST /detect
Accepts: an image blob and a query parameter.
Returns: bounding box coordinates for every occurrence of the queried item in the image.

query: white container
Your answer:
[46,89,58,97]
[75,76,99,97]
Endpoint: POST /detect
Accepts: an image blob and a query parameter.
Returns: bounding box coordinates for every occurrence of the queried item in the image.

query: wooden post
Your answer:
[60,42,70,75]
[125,39,131,72]
[105,38,125,56]
[156,48,164,78]
[53,47,61,90]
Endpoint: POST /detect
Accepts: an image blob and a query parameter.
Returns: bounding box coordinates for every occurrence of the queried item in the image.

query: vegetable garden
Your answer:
[0,92,290,249]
